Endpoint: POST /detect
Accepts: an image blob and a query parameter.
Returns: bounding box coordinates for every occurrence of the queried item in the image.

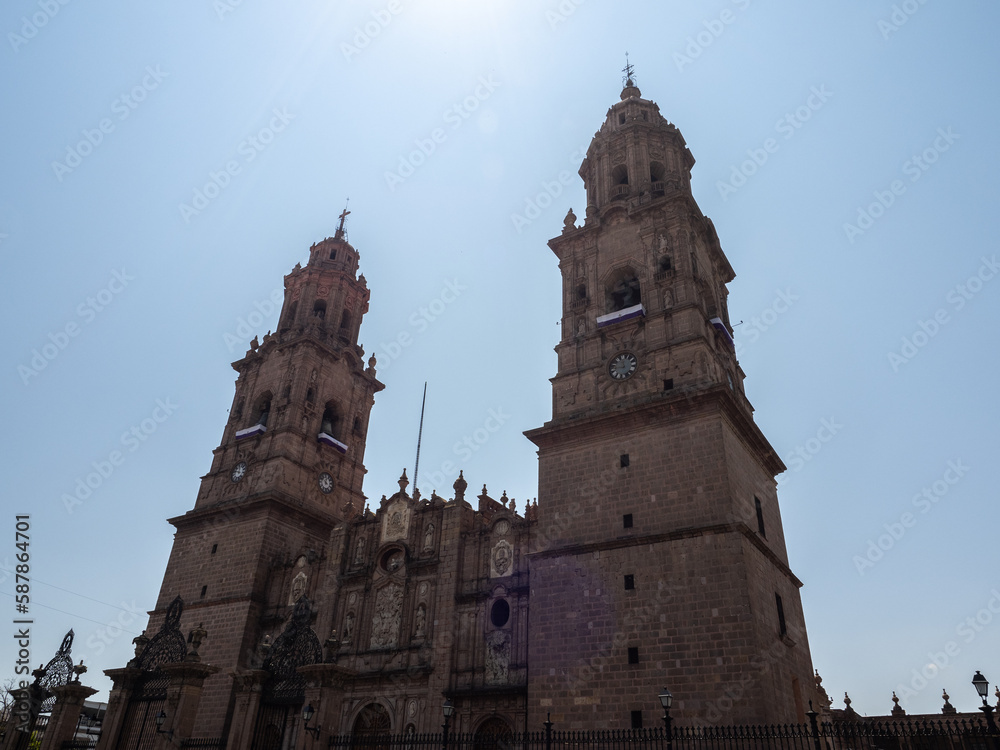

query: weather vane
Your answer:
[336,198,351,240]
[622,52,636,88]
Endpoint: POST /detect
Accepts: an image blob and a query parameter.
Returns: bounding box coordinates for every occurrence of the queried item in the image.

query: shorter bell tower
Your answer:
[145,212,384,738]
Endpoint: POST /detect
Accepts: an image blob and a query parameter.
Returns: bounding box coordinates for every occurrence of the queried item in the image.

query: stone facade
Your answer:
[99,80,818,745]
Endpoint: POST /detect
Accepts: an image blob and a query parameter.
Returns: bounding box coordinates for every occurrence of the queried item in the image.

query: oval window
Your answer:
[490,599,510,627]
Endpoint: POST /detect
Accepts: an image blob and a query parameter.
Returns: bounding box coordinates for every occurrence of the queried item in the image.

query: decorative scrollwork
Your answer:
[132,595,187,671]
[261,596,322,705]
[36,629,75,711]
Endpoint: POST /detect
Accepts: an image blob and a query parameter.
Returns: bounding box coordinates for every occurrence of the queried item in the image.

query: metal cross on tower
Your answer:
[622,52,636,87]
[336,199,351,240]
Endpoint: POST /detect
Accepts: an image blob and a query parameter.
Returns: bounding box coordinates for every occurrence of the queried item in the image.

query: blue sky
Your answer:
[2,0,999,719]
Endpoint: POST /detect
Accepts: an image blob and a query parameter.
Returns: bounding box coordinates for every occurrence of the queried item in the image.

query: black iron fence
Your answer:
[327,717,998,750]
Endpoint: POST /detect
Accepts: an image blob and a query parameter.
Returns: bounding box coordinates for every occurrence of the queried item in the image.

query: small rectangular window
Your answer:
[776,593,787,636]
[624,574,635,590]
[620,454,630,468]
[623,513,633,529]
[211,544,218,554]
[755,496,766,538]
[663,379,674,391]
[619,114,626,125]
[200,585,207,599]
[329,250,337,260]
[631,710,643,729]
[627,647,639,664]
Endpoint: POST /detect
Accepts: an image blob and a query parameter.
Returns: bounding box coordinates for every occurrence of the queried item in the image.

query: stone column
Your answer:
[38,682,99,750]
[159,661,221,741]
[95,668,142,750]
[297,663,356,739]
[223,670,269,750]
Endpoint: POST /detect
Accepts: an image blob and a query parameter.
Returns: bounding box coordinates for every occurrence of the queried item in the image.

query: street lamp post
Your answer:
[973,672,1000,736]
[658,688,673,750]
[442,699,454,750]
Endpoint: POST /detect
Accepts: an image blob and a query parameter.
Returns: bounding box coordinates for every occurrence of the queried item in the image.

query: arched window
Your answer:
[253,395,271,427]
[312,300,326,320]
[340,310,352,330]
[320,404,339,438]
[352,703,391,736]
[353,417,362,434]
[286,301,298,325]
[606,268,642,311]
[576,283,587,300]
[612,164,629,185]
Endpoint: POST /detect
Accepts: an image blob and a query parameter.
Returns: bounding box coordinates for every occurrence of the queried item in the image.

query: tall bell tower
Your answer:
[525,72,818,728]
[146,212,384,738]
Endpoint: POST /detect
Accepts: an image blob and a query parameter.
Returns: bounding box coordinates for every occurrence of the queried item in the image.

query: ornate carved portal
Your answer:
[353,703,391,735]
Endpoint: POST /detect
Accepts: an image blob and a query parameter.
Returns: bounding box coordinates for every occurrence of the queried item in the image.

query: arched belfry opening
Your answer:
[606,267,642,312]
[320,403,339,438]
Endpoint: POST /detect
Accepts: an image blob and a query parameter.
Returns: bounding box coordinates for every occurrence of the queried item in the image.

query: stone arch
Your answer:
[474,715,514,747]
[605,266,642,311]
[351,701,392,736]
[320,401,340,438]
[251,392,272,427]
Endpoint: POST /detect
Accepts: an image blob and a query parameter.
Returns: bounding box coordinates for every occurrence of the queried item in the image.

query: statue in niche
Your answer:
[354,536,366,565]
[414,604,426,638]
[423,523,435,551]
[342,612,355,643]
[288,571,307,605]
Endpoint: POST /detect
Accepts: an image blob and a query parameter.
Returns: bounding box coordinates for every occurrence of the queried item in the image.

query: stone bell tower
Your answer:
[141,211,384,739]
[525,71,818,729]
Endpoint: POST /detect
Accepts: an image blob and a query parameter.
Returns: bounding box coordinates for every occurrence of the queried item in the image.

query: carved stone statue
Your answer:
[341,612,354,643]
[414,604,426,638]
[354,536,366,565]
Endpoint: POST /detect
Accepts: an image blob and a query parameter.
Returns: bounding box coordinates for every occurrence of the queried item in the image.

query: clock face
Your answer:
[230,461,247,483]
[609,352,638,380]
[318,472,334,494]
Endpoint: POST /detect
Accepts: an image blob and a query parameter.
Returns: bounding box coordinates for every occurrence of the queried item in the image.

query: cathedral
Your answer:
[91,75,819,745]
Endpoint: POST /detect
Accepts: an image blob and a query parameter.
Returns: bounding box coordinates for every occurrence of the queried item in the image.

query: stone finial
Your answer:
[186,623,208,662]
[367,354,377,374]
[890,691,905,716]
[843,692,858,718]
[413,487,421,502]
[250,336,259,351]
[398,469,409,494]
[500,490,509,507]
[510,497,517,514]
[563,208,577,233]
[814,669,831,707]
[72,660,87,683]
[323,630,340,663]
[453,471,467,501]
[942,689,957,715]
[359,273,367,286]
[132,630,149,658]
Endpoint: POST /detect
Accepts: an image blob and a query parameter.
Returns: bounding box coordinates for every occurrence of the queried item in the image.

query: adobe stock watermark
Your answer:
[893,585,998,706]
[853,460,970,575]
[734,288,798,356]
[214,0,250,20]
[223,287,283,352]
[340,0,403,61]
[717,85,832,201]
[60,398,180,513]
[178,107,295,222]
[51,66,168,183]
[879,0,930,40]
[546,0,586,30]
[843,127,960,244]
[84,601,144,657]
[776,417,843,484]
[383,76,501,192]
[509,144,588,234]
[888,255,998,372]
[7,0,72,53]
[674,0,752,72]
[377,278,466,370]
[18,268,135,386]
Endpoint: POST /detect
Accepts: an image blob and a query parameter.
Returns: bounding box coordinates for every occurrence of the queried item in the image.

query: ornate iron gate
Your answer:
[113,671,168,750]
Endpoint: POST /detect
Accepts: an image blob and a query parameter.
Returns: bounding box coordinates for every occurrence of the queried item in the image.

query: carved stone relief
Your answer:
[370,583,403,649]
[485,631,511,684]
[382,499,410,543]
[288,571,307,605]
[490,539,513,578]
